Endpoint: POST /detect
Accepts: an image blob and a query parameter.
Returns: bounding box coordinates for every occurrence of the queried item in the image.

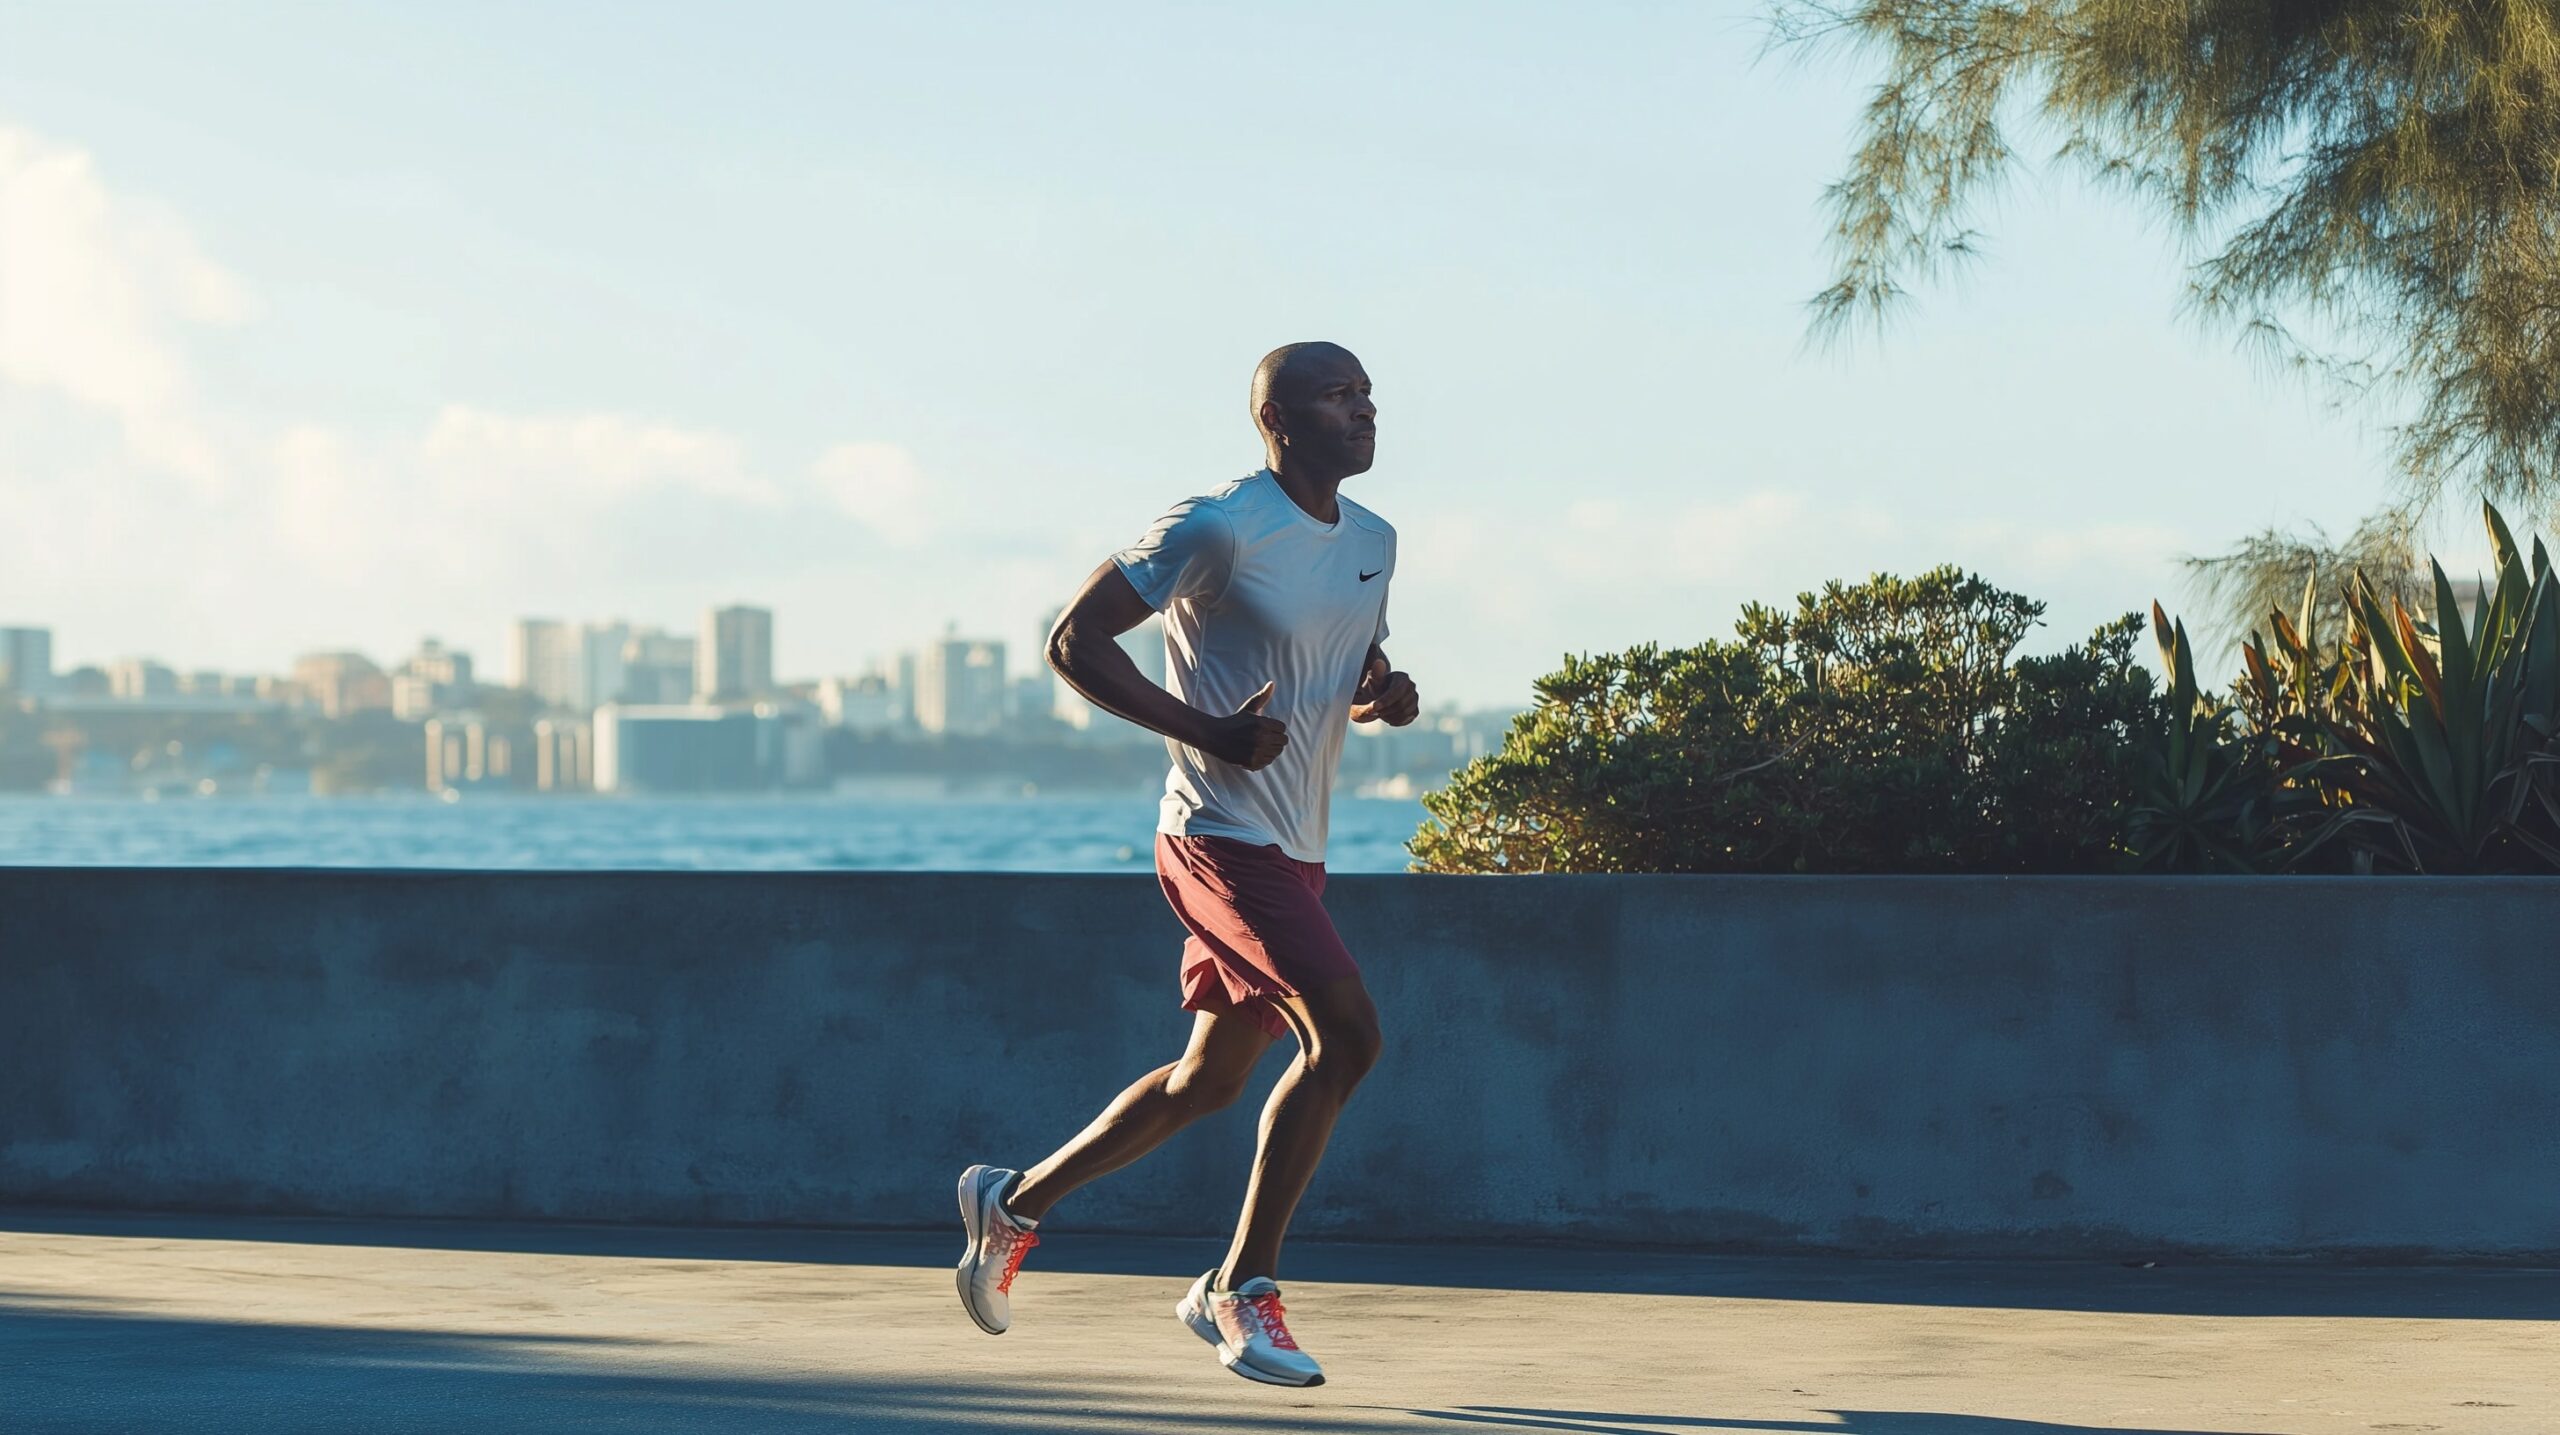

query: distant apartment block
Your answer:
[406,638,474,689]
[517,617,705,711]
[915,635,1006,736]
[577,622,630,711]
[819,672,902,733]
[593,702,818,793]
[512,619,580,709]
[292,652,392,718]
[697,605,774,703]
[395,638,476,720]
[619,629,697,705]
[108,660,179,700]
[0,627,54,696]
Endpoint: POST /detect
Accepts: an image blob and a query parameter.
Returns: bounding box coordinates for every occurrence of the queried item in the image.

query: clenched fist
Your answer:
[1195,680,1290,770]
[1350,656,1419,726]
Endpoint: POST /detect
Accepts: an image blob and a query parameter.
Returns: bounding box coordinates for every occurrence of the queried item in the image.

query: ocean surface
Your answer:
[0,794,1435,873]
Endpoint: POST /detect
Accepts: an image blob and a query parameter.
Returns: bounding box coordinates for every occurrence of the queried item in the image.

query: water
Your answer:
[0,794,1433,872]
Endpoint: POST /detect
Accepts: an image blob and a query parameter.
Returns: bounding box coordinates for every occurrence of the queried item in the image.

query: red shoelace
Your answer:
[993,1226,1039,1293]
[1246,1290,1301,1351]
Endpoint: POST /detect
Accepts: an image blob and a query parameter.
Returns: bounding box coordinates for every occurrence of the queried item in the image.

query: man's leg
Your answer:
[1217,975,1381,1286]
[1006,1009,1273,1223]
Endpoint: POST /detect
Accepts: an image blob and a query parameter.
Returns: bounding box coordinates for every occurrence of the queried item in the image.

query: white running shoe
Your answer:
[1176,1269,1325,1387]
[954,1164,1039,1335]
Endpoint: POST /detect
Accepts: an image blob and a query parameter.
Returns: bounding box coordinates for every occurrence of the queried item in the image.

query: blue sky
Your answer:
[0,1,2407,706]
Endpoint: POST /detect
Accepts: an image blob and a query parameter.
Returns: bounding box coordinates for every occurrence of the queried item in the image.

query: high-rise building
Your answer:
[915,634,1007,736]
[512,619,580,709]
[697,606,775,703]
[893,651,918,727]
[0,627,54,697]
[578,622,630,710]
[620,629,697,704]
[515,618,648,711]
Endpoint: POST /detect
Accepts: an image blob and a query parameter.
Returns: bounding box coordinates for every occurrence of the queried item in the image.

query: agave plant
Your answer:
[2238,503,2560,873]
[2122,604,2303,872]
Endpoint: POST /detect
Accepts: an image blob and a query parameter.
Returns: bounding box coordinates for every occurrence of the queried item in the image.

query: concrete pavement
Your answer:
[1,1211,2551,1434]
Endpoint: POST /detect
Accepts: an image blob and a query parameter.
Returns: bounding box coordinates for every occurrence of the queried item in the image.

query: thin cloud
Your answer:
[0,124,247,488]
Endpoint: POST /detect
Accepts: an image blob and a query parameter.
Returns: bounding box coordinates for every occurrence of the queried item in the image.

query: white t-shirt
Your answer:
[1112,469,1396,863]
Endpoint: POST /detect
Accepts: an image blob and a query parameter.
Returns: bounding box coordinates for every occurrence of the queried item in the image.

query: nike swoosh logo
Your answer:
[1359,570,1381,582]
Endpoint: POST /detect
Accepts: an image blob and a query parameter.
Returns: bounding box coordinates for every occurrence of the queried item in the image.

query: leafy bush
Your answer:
[1409,568,2154,873]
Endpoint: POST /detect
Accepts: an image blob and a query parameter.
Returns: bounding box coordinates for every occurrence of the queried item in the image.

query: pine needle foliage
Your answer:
[1772,0,2560,509]
[2181,508,2429,648]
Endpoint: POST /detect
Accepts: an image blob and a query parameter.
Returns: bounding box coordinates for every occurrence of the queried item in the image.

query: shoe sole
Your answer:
[955,1166,1006,1336]
[1175,1293,1325,1387]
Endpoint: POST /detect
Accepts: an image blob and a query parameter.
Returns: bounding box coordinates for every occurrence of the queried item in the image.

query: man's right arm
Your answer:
[1046,562,1287,771]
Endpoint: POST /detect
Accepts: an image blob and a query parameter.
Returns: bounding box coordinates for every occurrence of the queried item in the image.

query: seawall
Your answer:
[3,869,2552,1259]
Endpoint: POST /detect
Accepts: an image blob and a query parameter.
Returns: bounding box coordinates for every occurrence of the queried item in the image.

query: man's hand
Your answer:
[1350,655,1419,726]
[1194,680,1290,770]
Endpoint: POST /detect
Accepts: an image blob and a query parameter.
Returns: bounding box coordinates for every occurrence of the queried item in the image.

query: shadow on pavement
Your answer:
[0,1294,2291,1435]
[1390,1408,2276,1435]
[5,1207,2554,1320]
[1,1291,1400,1434]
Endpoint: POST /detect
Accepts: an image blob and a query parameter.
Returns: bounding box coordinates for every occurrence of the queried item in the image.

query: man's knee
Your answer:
[1307,1019,1382,1087]
[1165,1060,1252,1112]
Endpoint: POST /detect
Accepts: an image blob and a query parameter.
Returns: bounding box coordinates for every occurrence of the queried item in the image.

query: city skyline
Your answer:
[0,5,2447,714]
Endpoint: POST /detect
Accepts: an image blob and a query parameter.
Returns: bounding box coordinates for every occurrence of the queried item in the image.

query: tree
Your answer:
[1773,1,2560,626]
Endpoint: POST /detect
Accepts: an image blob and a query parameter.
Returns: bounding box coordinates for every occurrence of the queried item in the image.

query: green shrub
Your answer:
[1409,568,2155,874]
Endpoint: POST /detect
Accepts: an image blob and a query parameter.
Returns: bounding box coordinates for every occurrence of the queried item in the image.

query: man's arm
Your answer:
[1047,561,1288,769]
[1350,643,1420,726]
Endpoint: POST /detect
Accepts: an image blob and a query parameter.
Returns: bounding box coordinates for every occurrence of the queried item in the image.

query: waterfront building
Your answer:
[619,629,696,704]
[424,715,518,792]
[696,605,774,703]
[594,706,761,793]
[512,619,580,710]
[291,652,392,717]
[0,627,54,696]
[532,717,594,793]
[915,633,1005,736]
[108,659,179,700]
[819,672,899,733]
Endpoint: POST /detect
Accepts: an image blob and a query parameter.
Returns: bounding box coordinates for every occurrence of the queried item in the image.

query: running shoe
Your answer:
[1176,1268,1325,1386]
[954,1164,1039,1334]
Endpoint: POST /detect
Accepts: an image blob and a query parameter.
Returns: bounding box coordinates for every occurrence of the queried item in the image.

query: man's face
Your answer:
[1271,357,1377,476]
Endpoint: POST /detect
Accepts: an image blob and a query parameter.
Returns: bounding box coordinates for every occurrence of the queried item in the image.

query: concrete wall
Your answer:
[3,869,2554,1260]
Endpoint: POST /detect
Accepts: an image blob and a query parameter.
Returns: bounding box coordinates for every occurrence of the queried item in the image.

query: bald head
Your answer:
[1250,342,1361,433]
[1249,342,1376,478]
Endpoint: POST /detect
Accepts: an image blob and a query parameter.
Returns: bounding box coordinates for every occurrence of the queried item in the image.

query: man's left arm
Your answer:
[1350,644,1420,727]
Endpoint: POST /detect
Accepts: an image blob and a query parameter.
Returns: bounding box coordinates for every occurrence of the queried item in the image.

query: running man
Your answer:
[955,341,1419,1387]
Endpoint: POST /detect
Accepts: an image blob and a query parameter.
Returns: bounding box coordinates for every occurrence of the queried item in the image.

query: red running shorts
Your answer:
[1155,832,1362,1041]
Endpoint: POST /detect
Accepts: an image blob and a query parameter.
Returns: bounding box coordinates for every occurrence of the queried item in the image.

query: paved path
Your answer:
[1,1211,2551,1433]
